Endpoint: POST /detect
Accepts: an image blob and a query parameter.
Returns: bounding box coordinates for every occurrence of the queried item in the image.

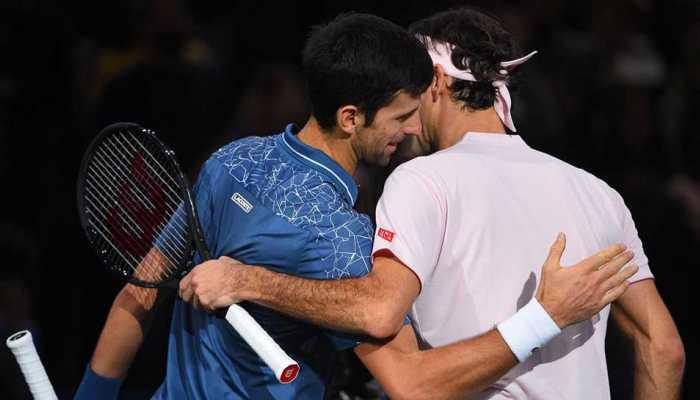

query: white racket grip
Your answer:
[225,304,300,383]
[6,330,58,400]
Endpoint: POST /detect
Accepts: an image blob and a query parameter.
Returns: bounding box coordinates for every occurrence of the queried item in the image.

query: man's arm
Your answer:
[73,283,163,399]
[611,280,685,400]
[179,253,419,339]
[181,234,636,337]
[88,285,162,378]
[355,324,515,400]
[355,237,639,400]
[74,250,170,399]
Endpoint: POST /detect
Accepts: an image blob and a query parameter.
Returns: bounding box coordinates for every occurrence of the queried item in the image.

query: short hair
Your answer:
[303,13,433,130]
[409,7,522,110]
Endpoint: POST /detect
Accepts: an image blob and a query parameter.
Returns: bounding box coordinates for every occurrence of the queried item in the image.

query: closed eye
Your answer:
[396,106,419,122]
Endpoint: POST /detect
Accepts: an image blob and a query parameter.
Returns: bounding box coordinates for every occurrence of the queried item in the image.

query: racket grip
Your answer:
[224,305,300,383]
[6,330,58,400]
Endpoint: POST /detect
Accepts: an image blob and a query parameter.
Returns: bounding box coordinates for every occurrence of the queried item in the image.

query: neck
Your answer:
[435,105,506,150]
[296,118,358,175]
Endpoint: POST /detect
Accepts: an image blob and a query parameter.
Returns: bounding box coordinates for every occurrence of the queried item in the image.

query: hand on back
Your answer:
[536,233,638,328]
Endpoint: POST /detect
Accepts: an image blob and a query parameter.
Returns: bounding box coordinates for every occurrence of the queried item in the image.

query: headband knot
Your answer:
[418,35,537,132]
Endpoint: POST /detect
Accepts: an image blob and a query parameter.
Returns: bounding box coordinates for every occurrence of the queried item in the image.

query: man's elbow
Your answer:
[113,284,160,318]
[653,335,686,372]
[363,302,405,339]
[381,376,433,400]
[384,381,459,400]
[386,387,429,400]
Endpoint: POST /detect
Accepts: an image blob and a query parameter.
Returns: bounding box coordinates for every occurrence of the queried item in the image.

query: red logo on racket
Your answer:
[106,152,167,257]
[378,228,395,242]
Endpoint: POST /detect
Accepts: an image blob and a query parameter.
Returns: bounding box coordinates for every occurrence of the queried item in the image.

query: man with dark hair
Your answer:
[75,13,435,399]
[180,7,684,399]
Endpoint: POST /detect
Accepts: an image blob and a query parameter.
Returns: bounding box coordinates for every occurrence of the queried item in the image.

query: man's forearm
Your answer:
[89,285,160,378]
[181,255,420,338]
[75,285,162,400]
[631,335,685,400]
[242,265,398,337]
[358,327,518,400]
[611,281,685,400]
[404,330,517,399]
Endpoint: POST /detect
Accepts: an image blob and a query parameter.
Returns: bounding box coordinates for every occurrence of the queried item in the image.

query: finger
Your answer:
[179,276,194,303]
[596,250,635,280]
[576,243,626,272]
[179,273,192,294]
[601,280,631,305]
[180,284,193,304]
[544,232,567,267]
[198,295,212,312]
[191,292,203,310]
[601,264,639,293]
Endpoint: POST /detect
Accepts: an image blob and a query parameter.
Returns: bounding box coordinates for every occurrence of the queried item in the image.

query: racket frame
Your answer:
[77,122,207,288]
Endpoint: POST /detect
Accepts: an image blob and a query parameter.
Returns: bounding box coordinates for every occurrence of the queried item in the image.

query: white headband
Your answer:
[418,35,537,132]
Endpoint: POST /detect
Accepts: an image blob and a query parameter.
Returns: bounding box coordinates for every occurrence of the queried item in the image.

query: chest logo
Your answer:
[231,192,254,214]
[378,228,395,242]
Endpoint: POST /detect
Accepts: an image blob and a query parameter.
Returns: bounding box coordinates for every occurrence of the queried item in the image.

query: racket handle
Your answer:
[6,330,58,400]
[224,305,300,383]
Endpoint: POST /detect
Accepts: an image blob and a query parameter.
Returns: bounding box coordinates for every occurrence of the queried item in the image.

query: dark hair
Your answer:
[409,7,522,111]
[303,13,433,130]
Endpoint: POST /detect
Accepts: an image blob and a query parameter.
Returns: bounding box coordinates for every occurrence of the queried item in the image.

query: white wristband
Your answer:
[496,298,561,362]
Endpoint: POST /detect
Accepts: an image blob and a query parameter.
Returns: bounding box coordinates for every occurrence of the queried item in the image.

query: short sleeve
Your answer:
[618,195,654,283]
[372,166,447,289]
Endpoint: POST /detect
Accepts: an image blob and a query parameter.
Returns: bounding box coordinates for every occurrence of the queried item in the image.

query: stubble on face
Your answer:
[354,92,422,167]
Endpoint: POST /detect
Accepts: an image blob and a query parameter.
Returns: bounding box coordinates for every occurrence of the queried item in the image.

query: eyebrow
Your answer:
[396,105,419,122]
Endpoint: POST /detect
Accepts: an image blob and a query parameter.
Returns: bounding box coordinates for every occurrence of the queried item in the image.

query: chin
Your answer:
[375,156,391,167]
[368,151,391,167]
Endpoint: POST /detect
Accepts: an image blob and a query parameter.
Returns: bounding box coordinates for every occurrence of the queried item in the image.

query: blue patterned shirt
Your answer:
[152,125,374,399]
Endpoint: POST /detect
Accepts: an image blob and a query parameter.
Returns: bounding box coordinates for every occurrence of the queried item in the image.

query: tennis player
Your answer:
[180,8,684,400]
[74,13,433,399]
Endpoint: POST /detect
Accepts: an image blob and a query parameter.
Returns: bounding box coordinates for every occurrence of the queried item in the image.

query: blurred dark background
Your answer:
[0,0,695,398]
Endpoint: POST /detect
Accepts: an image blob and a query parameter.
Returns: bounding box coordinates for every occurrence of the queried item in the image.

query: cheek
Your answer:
[379,127,397,148]
[383,121,401,140]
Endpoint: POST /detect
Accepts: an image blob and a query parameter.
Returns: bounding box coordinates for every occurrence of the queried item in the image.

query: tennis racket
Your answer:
[76,122,299,383]
[6,330,58,400]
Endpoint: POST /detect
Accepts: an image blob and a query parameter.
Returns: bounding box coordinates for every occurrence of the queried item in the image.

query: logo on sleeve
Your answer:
[378,228,395,242]
[231,192,254,213]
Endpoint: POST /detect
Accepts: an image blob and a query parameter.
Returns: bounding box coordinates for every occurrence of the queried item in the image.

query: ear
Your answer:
[432,64,450,102]
[335,105,365,135]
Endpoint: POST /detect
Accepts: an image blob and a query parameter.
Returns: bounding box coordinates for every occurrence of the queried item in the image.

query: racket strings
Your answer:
[84,181,181,281]
[82,129,194,283]
[121,132,181,191]
[96,136,188,238]
[86,150,187,264]
[102,138,183,214]
[87,151,188,260]
[111,133,183,205]
[84,176,182,280]
[84,172,184,272]
[83,198,171,284]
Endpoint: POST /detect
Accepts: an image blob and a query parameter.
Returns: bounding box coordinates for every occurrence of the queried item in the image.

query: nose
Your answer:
[403,110,422,136]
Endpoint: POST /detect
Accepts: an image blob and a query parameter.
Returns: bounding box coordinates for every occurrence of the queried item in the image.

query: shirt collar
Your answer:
[279,124,359,206]
[458,131,529,148]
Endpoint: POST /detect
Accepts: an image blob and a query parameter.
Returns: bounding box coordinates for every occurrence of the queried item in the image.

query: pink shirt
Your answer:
[372,132,652,400]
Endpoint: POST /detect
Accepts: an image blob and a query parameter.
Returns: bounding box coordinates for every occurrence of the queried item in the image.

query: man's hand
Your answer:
[535,233,638,328]
[179,256,246,312]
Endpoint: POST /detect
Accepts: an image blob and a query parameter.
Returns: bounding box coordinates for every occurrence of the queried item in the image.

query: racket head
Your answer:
[77,122,204,288]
